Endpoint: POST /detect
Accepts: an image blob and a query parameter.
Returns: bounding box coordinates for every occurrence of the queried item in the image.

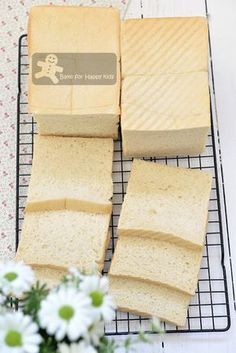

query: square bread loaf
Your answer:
[121,17,208,77]
[16,210,110,272]
[110,236,202,295]
[122,72,210,157]
[25,136,113,214]
[121,17,210,157]
[118,159,212,249]
[28,6,120,138]
[109,276,191,327]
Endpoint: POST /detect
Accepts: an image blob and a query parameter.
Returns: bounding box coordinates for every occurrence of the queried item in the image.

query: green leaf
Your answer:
[124,337,133,352]
[22,281,49,319]
[98,337,118,353]
[138,331,151,344]
[39,336,57,353]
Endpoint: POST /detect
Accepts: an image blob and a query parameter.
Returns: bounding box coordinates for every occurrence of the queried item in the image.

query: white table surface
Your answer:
[0,0,235,352]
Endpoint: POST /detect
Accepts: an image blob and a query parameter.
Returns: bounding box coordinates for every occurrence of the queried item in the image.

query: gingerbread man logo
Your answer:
[34,54,63,84]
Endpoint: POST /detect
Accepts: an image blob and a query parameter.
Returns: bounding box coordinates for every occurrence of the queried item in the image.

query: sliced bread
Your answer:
[36,114,119,139]
[118,159,212,249]
[110,236,202,295]
[109,275,191,327]
[25,136,113,214]
[32,265,67,288]
[16,210,110,272]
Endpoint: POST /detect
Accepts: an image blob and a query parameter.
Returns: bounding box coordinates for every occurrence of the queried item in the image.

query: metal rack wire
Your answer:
[16,33,230,335]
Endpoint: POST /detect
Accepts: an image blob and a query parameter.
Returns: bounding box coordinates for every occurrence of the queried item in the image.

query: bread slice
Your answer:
[32,265,67,288]
[121,17,208,77]
[25,136,113,214]
[36,114,119,139]
[121,72,210,157]
[109,275,191,327]
[110,236,202,295]
[28,6,120,138]
[118,160,212,249]
[16,210,110,272]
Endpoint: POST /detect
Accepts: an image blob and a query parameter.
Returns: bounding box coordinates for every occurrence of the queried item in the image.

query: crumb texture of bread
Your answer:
[118,159,212,249]
[110,236,202,295]
[31,266,67,288]
[36,114,119,139]
[109,160,212,324]
[26,136,113,214]
[121,17,210,157]
[16,210,110,272]
[109,276,191,327]
[28,6,120,137]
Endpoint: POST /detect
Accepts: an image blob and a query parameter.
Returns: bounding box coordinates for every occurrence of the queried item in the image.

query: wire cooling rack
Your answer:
[16,32,231,334]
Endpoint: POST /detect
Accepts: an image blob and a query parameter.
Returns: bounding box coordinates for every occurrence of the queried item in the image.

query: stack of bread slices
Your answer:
[16,136,114,286]
[109,160,212,326]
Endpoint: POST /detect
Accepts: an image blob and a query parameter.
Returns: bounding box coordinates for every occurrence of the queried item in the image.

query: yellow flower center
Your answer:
[4,272,18,282]
[5,330,22,347]
[59,305,74,321]
[90,291,104,307]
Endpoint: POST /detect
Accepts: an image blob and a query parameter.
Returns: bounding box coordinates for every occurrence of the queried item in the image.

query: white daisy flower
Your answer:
[80,275,116,322]
[83,320,104,346]
[58,341,97,353]
[61,268,85,288]
[0,311,41,353]
[39,287,92,341]
[68,267,85,280]
[0,261,35,297]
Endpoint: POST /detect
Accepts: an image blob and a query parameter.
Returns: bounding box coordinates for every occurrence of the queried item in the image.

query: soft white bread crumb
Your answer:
[26,136,113,214]
[109,275,191,327]
[118,159,212,249]
[16,210,110,272]
[110,236,202,295]
[36,114,119,139]
[32,265,67,288]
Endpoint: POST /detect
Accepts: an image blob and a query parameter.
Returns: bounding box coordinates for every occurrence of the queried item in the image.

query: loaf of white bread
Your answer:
[109,160,212,326]
[121,17,210,157]
[26,136,113,214]
[28,6,120,138]
[16,135,114,282]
